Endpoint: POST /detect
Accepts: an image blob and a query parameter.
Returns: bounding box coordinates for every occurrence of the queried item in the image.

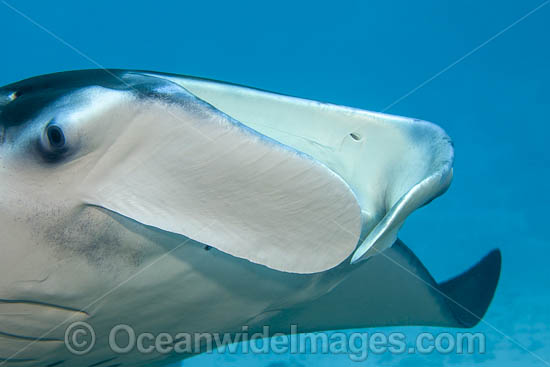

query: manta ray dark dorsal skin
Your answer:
[0,70,499,367]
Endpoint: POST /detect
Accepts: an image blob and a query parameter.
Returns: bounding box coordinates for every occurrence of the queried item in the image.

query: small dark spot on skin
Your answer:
[350,132,362,141]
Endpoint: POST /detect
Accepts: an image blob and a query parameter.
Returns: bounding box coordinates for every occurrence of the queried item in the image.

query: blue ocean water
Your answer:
[1,1,548,366]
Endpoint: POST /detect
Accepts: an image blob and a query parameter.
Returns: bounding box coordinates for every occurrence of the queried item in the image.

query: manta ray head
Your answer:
[0,70,182,277]
[0,70,464,366]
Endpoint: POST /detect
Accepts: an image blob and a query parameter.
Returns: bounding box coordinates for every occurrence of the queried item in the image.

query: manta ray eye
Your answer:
[39,122,73,162]
[46,125,65,148]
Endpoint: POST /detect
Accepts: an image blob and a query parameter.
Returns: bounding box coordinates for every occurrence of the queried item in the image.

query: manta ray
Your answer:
[0,70,500,366]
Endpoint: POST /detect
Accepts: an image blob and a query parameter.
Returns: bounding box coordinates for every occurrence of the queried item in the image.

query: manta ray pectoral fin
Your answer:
[268,240,501,332]
[437,247,502,327]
